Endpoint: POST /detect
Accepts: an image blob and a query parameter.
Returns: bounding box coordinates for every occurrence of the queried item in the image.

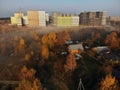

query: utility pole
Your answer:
[77,78,85,90]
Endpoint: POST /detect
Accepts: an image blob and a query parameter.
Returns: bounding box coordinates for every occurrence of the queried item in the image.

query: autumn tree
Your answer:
[14,38,26,56]
[16,66,43,90]
[57,30,71,45]
[64,54,77,72]
[24,53,31,61]
[41,35,49,45]
[48,32,57,43]
[48,32,57,48]
[41,45,49,60]
[99,74,120,90]
[105,32,120,50]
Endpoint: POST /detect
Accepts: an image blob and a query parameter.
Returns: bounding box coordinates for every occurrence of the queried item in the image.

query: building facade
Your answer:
[10,12,25,26]
[79,11,107,26]
[51,12,79,27]
[27,11,46,27]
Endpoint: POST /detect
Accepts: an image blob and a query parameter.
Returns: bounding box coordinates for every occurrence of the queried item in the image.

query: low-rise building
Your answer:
[68,43,84,54]
[10,12,25,26]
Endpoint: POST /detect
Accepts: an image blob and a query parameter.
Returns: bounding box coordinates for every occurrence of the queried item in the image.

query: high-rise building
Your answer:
[51,12,79,27]
[51,12,61,25]
[79,11,107,26]
[27,10,46,27]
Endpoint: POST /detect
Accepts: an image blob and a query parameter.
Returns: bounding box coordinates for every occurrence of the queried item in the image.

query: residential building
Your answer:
[79,11,107,26]
[51,12,79,27]
[10,12,25,26]
[27,10,46,27]
[51,12,61,25]
[107,16,120,28]
[68,43,84,54]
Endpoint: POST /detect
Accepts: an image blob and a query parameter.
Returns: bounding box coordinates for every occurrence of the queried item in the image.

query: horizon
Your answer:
[0,0,120,18]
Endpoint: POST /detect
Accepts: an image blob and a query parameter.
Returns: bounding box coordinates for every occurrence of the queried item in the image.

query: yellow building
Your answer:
[57,16,72,27]
[10,13,24,26]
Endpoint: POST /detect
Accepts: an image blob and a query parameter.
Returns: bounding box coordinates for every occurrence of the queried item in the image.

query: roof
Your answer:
[69,43,84,51]
[96,46,108,54]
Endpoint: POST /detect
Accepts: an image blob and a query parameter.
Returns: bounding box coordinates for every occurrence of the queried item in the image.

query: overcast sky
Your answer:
[0,0,120,18]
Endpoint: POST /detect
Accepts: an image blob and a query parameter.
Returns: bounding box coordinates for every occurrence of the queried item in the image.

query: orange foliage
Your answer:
[100,74,120,90]
[41,45,49,59]
[64,54,77,72]
[41,35,48,45]
[16,66,42,90]
[57,30,71,45]
[19,65,36,81]
[105,32,120,50]
[48,32,57,42]
[25,54,31,61]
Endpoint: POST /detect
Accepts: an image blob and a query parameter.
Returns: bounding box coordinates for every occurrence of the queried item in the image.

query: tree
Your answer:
[41,45,49,60]
[16,66,43,90]
[48,32,57,43]
[14,38,26,56]
[105,32,120,50]
[110,37,119,50]
[25,54,31,61]
[99,74,120,90]
[42,32,57,48]
[57,30,71,45]
[41,35,49,45]
[64,54,77,72]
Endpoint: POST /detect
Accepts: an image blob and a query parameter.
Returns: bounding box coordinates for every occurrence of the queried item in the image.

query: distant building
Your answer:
[10,12,27,26]
[45,13,49,25]
[79,11,107,26]
[51,12,61,25]
[91,46,109,55]
[27,10,46,27]
[107,16,120,27]
[51,12,79,27]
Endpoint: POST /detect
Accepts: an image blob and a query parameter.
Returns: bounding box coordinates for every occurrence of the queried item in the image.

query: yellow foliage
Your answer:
[19,38,25,45]
[16,66,42,90]
[25,54,31,61]
[41,45,49,59]
[41,35,48,45]
[100,74,120,90]
[48,32,57,42]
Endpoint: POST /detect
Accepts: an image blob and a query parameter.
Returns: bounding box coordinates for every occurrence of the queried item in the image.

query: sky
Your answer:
[0,0,120,18]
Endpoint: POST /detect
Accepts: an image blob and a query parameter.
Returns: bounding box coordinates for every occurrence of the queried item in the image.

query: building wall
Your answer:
[11,13,24,26]
[79,11,107,26]
[11,17,22,26]
[51,12,61,25]
[57,16,72,26]
[72,16,79,26]
[27,11,46,27]
[22,16,28,25]
[56,15,79,27]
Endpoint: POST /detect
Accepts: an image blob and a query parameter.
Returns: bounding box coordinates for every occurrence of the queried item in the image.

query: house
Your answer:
[92,46,109,55]
[68,43,84,54]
